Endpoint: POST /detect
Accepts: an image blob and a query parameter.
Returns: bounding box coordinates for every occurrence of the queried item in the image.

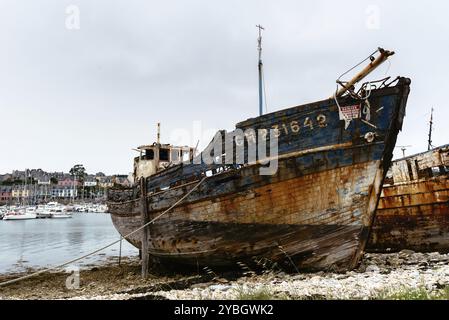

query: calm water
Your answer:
[0,213,138,274]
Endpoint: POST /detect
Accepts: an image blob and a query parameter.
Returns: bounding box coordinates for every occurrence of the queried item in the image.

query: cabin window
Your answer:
[182,150,190,162]
[144,149,154,160]
[171,149,180,163]
[406,160,415,181]
[417,167,432,179]
[160,148,169,161]
[431,166,447,177]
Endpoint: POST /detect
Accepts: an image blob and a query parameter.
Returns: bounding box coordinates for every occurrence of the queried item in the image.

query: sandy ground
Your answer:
[1,251,449,300]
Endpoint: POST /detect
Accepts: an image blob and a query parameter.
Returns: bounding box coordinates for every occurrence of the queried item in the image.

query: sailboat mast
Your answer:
[23,169,27,206]
[257,25,264,116]
[25,169,28,206]
[428,107,434,151]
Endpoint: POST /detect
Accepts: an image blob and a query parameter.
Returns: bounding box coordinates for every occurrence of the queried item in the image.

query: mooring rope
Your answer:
[0,176,207,288]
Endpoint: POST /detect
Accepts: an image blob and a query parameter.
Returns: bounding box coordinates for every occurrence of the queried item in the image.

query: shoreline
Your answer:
[1,251,449,300]
[0,252,137,278]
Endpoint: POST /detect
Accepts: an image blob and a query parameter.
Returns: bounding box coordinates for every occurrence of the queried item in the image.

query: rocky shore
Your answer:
[1,251,449,300]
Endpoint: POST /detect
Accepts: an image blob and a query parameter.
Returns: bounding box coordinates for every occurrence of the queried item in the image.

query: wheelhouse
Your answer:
[133,143,195,180]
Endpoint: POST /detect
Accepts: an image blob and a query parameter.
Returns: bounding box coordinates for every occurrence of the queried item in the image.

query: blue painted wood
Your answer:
[145,78,410,192]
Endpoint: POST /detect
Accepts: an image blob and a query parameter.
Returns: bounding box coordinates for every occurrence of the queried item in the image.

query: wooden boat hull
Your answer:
[109,78,411,272]
[367,145,449,252]
[111,160,381,271]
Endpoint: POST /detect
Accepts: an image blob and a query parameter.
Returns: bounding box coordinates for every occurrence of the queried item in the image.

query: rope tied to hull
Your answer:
[0,176,207,288]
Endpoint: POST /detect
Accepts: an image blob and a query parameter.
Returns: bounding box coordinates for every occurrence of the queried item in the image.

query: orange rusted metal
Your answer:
[368,144,449,252]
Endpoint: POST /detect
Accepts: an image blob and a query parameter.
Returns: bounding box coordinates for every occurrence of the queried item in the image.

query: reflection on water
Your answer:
[0,213,138,274]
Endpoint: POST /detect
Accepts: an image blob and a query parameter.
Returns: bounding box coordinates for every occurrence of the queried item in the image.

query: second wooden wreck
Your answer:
[367,144,449,252]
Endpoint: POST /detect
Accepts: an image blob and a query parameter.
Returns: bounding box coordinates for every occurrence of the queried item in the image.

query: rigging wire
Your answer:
[336,49,380,83]
[384,59,392,76]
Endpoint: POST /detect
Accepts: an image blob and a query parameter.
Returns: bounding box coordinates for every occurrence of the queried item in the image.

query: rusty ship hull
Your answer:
[109,77,411,272]
[367,145,449,252]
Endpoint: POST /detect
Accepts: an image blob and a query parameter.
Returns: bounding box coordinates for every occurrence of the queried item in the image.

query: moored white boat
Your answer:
[51,211,72,219]
[0,206,6,219]
[46,202,71,218]
[36,205,52,219]
[3,210,37,220]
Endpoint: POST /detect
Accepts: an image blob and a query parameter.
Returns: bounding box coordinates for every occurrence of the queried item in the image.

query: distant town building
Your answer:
[0,174,13,183]
[99,181,114,188]
[51,187,78,199]
[84,180,98,187]
[38,176,51,185]
[113,175,131,187]
[0,168,128,203]
[0,187,12,204]
[58,177,81,187]
[97,176,113,188]
[36,185,52,198]
[11,187,31,199]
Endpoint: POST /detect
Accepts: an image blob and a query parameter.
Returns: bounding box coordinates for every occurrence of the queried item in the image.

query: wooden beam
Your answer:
[333,48,395,98]
[140,177,150,278]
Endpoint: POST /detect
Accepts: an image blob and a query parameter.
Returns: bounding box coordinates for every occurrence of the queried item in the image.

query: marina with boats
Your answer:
[0,202,108,220]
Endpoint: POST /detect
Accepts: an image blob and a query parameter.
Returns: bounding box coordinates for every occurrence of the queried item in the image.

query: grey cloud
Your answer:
[0,0,447,174]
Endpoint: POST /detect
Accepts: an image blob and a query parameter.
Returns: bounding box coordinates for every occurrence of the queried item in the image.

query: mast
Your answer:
[401,147,406,158]
[25,169,28,206]
[256,25,264,116]
[395,145,411,158]
[156,122,161,171]
[72,173,75,204]
[23,169,27,206]
[427,107,434,151]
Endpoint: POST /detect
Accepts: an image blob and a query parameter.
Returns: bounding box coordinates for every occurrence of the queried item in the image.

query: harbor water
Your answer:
[0,213,138,274]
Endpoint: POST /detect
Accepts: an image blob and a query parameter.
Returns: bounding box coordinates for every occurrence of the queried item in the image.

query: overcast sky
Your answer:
[0,0,447,175]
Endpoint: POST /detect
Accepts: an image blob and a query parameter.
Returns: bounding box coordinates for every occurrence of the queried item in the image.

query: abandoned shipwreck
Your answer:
[368,144,449,253]
[108,47,411,272]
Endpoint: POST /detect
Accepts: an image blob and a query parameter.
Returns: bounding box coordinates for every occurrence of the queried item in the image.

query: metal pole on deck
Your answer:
[428,107,434,151]
[257,25,264,116]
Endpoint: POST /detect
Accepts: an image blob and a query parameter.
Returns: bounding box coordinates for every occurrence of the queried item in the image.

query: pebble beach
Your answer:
[1,251,449,300]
